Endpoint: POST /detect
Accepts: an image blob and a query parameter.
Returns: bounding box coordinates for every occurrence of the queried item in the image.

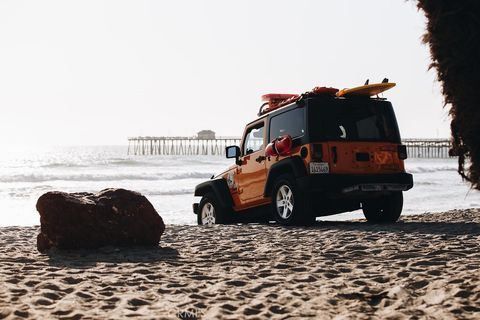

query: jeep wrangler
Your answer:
[193,83,413,225]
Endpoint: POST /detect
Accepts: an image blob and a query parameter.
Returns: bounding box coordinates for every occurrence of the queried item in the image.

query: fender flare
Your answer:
[194,179,234,209]
[264,156,308,197]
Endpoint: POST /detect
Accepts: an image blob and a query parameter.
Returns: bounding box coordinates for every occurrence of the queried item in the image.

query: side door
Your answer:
[236,120,268,206]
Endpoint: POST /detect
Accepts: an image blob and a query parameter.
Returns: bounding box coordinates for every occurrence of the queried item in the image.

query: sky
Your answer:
[0,0,449,146]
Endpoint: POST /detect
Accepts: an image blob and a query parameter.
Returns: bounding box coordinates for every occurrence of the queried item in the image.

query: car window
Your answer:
[269,107,305,141]
[308,99,400,142]
[243,124,265,155]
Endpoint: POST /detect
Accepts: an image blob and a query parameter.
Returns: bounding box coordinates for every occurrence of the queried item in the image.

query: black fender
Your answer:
[194,178,234,209]
[264,156,308,197]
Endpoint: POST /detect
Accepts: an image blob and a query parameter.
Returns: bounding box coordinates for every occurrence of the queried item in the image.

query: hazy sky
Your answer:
[0,0,448,146]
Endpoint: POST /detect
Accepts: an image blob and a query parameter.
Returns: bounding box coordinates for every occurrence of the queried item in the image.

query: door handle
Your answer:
[255,155,266,163]
[332,147,338,164]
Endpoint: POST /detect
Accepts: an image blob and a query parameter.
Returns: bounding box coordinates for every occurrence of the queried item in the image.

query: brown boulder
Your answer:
[36,188,165,252]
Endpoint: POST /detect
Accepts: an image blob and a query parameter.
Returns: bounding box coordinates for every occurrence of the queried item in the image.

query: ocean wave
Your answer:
[145,189,193,196]
[0,172,213,183]
[168,172,213,180]
[39,159,157,168]
[413,181,438,186]
[40,163,88,168]
[1,187,194,198]
[107,159,162,166]
[407,166,457,173]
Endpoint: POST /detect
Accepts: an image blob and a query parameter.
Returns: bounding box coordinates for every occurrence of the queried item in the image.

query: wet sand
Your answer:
[1,209,479,319]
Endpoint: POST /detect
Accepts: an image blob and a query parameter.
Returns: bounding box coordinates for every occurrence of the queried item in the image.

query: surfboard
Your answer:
[336,82,396,97]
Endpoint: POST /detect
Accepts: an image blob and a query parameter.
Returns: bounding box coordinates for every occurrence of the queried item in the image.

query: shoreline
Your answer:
[1,209,479,319]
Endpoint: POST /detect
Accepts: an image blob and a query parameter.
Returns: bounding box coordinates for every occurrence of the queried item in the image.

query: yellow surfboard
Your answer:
[336,82,396,97]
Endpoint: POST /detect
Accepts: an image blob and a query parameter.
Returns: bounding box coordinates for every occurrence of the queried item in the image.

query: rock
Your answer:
[36,188,165,252]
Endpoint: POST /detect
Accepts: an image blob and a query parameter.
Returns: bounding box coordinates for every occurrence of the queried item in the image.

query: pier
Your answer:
[127,137,454,158]
[402,138,453,159]
[127,136,241,156]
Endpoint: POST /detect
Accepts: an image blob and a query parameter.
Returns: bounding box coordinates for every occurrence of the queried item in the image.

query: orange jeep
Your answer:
[193,82,413,225]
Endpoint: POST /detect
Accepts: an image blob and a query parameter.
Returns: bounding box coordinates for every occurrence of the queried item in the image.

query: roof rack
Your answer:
[258,87,338,116]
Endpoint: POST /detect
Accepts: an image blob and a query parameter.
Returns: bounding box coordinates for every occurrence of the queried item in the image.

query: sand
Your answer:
[1,209,479,319]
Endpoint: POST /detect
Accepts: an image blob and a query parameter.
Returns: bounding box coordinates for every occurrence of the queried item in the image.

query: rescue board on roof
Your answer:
[336,82,396,98]
[258,94,299,116]
[258,87,339,116]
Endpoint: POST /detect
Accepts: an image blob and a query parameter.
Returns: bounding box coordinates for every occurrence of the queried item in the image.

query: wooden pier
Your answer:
[128,137,453,158]
[402,138,453,159]
[127,136,241,156]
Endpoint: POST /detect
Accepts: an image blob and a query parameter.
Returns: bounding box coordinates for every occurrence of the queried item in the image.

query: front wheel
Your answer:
[271,174,314,226]
[362,192,403,223]
[197,193,229,225]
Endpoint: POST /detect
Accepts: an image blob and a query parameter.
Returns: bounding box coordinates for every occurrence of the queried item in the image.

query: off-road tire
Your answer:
[270,174,315,226]
[362,192,403,223]
[197,193,229,225]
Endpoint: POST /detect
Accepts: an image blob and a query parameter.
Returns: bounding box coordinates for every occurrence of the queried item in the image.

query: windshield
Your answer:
[308,99,401,142]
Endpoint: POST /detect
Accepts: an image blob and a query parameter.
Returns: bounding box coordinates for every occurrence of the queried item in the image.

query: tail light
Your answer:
[312,144,323,160]
[398,145,408,160]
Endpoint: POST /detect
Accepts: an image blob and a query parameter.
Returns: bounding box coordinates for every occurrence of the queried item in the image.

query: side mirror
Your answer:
[226,145,242,165]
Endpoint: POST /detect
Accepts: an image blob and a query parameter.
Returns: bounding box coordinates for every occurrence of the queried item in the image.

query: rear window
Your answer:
[269,107,305,141]
[308,99,401,142]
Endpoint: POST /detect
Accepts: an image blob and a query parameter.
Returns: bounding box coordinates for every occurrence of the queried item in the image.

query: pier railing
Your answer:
[128,137,454,158]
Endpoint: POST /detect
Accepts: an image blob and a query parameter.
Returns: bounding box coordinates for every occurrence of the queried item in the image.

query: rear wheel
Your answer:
[362,192,403,223]
[271,174,315,226]
[197,193,228,225]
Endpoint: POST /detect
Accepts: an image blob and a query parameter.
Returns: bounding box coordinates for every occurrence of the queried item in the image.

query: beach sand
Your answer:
[1,209,479,319]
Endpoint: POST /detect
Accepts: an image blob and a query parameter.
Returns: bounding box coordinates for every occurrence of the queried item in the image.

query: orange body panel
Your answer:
[322,141,405,174]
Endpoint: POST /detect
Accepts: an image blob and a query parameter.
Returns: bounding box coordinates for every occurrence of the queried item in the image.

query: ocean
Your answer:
[1,145,479,227]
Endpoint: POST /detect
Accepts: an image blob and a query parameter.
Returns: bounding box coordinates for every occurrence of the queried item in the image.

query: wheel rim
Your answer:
[201,202,216,225]
[276,185,294,219]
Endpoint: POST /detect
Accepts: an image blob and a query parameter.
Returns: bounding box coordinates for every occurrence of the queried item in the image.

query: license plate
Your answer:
[310,162,329,174]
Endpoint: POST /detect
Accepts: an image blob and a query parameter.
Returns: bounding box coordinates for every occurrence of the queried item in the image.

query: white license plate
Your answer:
[310,162,329,174]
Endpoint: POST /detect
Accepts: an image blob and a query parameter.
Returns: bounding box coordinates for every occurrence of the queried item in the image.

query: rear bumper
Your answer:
[297,173,413,194]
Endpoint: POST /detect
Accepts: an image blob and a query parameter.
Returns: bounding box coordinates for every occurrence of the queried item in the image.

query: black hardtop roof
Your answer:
[246,95,390,126]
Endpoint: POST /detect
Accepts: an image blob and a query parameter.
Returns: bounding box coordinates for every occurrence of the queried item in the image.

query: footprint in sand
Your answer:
[225,280,247,287]
[98,290,114,297]
[243,307,262,316]
[409,280,429,289]
[62,277,82,285]
[221,303,238,312]
[34,298,53,306]
[24,280,40,287]
[10,288,27,297]
[128,298,150,307]
[76,291,94,300]
[291,267,308,272]
[324,272,340,279]
[188,274,217,281]
[52,309,73,316]
[41,291,62,300]
[269,305,288,314]
[13,310,29,318]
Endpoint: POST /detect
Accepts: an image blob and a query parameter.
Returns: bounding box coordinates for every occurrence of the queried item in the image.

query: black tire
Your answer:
[270,174,315,226]
[362,192,403,223]
[197,193,229,225]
